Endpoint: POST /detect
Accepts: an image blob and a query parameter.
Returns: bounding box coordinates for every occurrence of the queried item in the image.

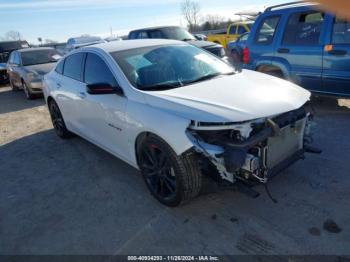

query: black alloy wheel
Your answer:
[140,144,177,201]
[48,100,72,138]
[138,135,202,207]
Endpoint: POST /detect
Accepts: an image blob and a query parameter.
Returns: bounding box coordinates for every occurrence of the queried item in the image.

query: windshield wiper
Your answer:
[184,72,234,85]
[182,38,195,41]
[137,82,183,91]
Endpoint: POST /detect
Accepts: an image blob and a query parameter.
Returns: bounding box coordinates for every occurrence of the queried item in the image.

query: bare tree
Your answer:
[202,14,225,30]
[181,0,201,32]
[5,31,22,41]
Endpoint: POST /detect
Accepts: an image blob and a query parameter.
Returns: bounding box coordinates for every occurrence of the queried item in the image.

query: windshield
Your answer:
[21,49,61,66]
[161,27,196,41]
[111,44,234,91]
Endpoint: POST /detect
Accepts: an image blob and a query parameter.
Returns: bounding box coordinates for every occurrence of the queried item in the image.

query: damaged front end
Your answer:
[187,106,317,185]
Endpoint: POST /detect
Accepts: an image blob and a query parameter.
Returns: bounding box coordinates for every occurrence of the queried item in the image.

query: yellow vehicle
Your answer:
[207,21,254,48]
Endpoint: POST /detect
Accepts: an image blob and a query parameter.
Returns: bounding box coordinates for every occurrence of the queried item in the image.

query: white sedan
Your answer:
[43,39,314,206]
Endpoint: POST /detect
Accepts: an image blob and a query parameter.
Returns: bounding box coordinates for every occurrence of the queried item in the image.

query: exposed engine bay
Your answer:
[187,106,315,184]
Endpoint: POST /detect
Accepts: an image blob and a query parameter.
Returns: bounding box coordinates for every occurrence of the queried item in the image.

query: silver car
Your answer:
[7,47,61,99]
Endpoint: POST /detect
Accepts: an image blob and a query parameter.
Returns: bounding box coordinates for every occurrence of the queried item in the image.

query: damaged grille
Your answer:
[266,117,306,168]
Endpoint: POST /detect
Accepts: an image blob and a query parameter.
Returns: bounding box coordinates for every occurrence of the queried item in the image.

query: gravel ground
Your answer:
[0,85,350,256]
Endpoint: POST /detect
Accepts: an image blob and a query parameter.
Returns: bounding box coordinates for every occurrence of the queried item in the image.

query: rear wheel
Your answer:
[48,100,72,139]
[257,66,285,79]
[138,135,202,207]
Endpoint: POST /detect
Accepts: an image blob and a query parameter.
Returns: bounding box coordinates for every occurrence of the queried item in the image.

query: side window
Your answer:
[63,53,84,81]
[237,26,246,35]
[14,52,21,65]
[84,53,117,86]
[8,52,14,64]
[134,31,148,39]
[129,32,138,39]
[332,17,350,44]
[283,11,324,45]
[148,30,163,39]
[55,59,64,74]
[255,16,280,44]
[229,25,237,35]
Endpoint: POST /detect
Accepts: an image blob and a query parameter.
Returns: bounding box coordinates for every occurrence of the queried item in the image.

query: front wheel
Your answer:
[23,82,35,100]
[138,135,202,207]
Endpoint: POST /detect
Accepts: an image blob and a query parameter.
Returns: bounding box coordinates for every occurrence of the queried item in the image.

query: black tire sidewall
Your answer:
[49,100,70,138]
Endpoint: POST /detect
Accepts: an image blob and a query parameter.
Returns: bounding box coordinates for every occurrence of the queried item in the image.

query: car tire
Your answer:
[23,82,35,100]
[138,134,202,207]
[10,78,19,91]
[48,100,73,139]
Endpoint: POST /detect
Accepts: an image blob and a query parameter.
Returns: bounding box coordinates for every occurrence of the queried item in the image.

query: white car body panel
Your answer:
[43,39,311,172]
[144,69,310,123]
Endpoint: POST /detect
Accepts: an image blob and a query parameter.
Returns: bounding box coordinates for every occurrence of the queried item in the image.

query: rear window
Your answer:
[283,11,324,45]
[255,16,280,44]
[21,49,61,66]
[63,53,84,81]
[332,17,350,44]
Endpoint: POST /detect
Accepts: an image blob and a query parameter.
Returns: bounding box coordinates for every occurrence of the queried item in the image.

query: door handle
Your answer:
[328,50,347,56]
[277,48,290,54]
[78,92,86,99]
[56,82,61,88]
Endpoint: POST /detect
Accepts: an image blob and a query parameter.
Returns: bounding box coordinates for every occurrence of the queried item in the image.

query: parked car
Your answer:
[243,1,350,97]
[207,21,254,48]
[194,34,207,41]
[65,36,106,53]
[128,26,227,61]
[227,32,249,63]
[0,40,30,84]
[43,39,316,206]
[7,47,61,99]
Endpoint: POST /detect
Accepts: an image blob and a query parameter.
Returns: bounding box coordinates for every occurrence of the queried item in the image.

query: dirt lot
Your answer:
[1,85,350,256]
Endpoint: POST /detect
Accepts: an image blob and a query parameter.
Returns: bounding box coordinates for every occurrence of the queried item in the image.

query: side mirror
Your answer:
[86,83,123,96]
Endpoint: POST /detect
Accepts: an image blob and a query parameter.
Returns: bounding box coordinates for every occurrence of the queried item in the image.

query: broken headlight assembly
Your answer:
[187,107,317,185]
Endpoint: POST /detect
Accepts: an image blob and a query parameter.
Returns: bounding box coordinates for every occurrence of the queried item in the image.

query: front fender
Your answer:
[125,101,194,167]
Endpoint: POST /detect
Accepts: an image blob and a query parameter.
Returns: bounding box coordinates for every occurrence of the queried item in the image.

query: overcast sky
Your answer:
[0,0,286,43]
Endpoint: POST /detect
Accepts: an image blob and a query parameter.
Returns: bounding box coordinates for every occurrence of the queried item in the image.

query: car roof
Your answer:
[17,47,55,53]
[129,26,181,33]
[81,39,185,53]
[265,1,319,13]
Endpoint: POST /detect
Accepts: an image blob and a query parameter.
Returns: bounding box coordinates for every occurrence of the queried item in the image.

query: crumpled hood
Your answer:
[143,70,311,123]
[24,63,56,75]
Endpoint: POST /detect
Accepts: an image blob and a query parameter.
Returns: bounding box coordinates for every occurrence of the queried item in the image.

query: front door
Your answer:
[322,15,350,96]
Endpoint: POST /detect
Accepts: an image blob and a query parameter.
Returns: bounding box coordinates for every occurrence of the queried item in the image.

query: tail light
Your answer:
[243,47,249,64]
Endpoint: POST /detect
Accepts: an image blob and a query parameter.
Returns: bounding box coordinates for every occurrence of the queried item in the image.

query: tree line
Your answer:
[181,0,233,32]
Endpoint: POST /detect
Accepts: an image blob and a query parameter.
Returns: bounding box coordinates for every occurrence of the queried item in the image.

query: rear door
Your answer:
[57,52,85,131]
[322,15,350,96]
[275,10,325,91]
